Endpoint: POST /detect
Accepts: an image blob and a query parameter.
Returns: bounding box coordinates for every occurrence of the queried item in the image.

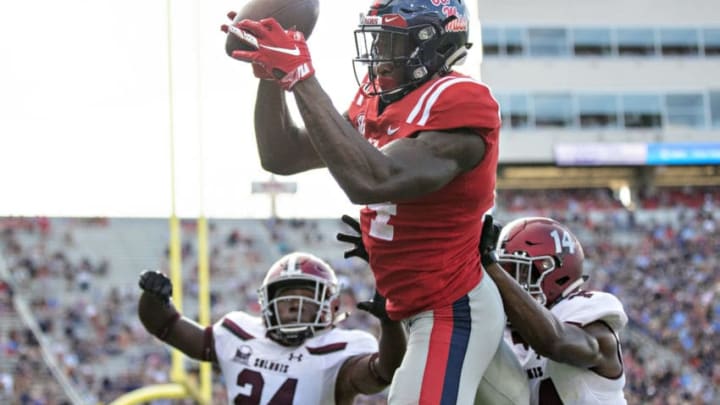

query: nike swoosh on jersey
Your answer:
[259,44,301,56]
[387,126,400,135]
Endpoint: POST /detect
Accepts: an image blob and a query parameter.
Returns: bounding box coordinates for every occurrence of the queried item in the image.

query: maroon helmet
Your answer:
[258,252,340,345]
[496,217,586,307]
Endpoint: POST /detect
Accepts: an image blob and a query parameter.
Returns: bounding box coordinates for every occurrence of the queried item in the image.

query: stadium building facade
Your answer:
[477,0,720,191]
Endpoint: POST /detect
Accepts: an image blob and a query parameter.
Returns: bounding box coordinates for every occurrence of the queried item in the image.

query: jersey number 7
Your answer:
[367,202,397,241]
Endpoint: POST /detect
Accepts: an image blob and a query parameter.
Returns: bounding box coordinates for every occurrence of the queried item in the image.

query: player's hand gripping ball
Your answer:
[223,0,319,56]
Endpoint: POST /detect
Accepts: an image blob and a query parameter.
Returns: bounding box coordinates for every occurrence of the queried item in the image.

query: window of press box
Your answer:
[482,27,501,55]
[710,92,720,127]
[528,28,569,56]
[505,28,525,55]
[573,28,613,56]
[496,94,530,129]
[533,94,573,127]
[578,94,619,128]
[622,95,662,128]
[482,25,720,59]
[509,94,531,128]
[660,28,700,56]
[704,29,720,55]
[481,27,526,56]
[665,93,706,128]
[617,28,656,56]
[496,93,509,121]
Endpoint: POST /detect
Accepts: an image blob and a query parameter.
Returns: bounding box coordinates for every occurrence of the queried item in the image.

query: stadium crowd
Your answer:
[0,186,718,404]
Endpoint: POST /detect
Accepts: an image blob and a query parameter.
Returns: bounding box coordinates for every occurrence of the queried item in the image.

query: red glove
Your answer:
[221,12,274,80]
[229,18,315,91]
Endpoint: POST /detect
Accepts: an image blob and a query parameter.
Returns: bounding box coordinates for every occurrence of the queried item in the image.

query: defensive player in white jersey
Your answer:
[479,216,628,405]
[137,252,406,405]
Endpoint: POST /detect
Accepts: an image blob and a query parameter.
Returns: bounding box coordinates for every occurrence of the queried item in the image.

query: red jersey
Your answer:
[346,72,501,320]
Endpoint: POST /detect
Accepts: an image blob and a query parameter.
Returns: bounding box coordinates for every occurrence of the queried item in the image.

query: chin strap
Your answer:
[444,47,468,70]
[333,311,349,325]
[272,326,313,346]
[560,276,589,299]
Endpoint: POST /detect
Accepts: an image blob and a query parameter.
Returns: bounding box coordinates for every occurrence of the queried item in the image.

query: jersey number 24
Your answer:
[234,369,297,405]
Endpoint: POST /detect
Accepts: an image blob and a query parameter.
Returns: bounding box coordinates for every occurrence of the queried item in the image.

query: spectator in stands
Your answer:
[0,281,13,313]
[0,206,717,404]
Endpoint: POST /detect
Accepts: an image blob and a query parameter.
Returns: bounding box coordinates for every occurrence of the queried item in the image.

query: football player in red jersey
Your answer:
[479,216,628,405]
[137,252,406,404]
[223,0,526,402]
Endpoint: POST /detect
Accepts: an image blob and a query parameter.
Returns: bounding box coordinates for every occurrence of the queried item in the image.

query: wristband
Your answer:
[368,352,393,385]
[482,250,499,268]
[201,326,215,362]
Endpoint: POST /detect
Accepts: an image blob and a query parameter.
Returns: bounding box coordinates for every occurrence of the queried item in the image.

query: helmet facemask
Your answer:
[353,10,470,104]
[258,277,338,346]
[497,217,588,308]
[498,251,557,307]
[354,25,429,103]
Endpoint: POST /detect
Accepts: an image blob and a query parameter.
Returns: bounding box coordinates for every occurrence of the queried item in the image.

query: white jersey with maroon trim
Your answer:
[213,311,378,405]
[505,291,628,405]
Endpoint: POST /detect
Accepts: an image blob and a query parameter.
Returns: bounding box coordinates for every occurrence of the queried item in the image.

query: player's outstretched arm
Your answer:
[226,20,490,203]
[479,217,620,375]
[254,80,326,175]
[334,220,406,398]
[222,15,324,175]
[137,271,215,362]
[335,315,407,400]
[295,77,488,204]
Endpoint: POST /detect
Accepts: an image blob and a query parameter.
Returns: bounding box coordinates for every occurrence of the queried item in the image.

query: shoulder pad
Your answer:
[406,76,500,130]
[552,291,628,332]
[213,311,263,341]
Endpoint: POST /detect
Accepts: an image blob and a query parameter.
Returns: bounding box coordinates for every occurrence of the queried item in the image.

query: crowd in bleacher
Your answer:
[587,209,719,404]
[0,186,718,404]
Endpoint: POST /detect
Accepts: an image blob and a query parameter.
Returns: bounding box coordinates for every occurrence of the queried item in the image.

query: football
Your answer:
[225,0,320,56]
